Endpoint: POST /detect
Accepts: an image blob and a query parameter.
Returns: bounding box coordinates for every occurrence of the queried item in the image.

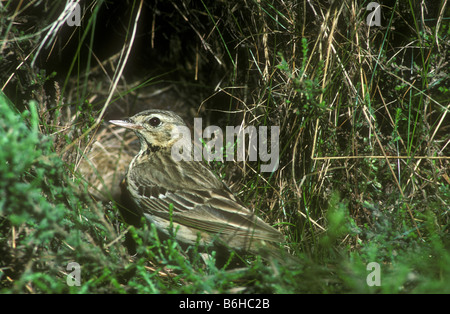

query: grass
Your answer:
[0,0,449,293]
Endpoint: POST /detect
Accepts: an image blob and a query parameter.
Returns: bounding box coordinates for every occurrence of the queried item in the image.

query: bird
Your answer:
[109,109,286,263]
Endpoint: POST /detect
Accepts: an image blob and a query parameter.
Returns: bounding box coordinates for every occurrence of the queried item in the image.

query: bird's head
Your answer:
[110,110,189,152]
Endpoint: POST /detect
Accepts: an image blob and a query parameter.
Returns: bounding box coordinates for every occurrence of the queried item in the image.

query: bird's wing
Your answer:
[138,186,281,240]
[129,157,283,243]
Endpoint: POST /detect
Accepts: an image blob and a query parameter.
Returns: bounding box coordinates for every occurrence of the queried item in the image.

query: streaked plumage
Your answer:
[110,110,283,258]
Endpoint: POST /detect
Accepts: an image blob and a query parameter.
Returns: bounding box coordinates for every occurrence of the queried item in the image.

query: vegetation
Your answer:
[0,0,449,293]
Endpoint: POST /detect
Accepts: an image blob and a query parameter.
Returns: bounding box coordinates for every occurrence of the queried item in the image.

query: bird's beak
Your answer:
[109,119,144,130]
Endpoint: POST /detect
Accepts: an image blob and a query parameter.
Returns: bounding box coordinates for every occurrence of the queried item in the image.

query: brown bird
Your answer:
[110,110,285,262]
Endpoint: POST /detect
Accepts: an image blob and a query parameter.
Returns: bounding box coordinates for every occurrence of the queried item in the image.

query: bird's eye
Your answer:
[148,117,161,127]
